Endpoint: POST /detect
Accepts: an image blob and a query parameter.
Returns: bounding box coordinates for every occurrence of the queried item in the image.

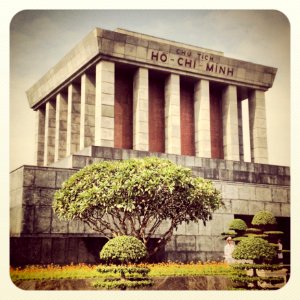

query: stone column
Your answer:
[165,74,181,155]
[55,92,68,161]
[35,107,45,166]
[80,73,96,149]
[194,79,211,158]
[66,83,81,156]
[222,85,240,161]
[237,99,244,161]
[44,100,56,166]
[248,90,268,163]
[133,68,149,151]
[95,61,115,147]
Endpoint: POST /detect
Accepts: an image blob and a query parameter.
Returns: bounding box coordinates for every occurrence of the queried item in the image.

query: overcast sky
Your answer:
[9,10,290,170]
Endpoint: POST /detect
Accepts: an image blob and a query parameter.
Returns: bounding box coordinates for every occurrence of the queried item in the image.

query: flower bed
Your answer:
[10,262,231,282]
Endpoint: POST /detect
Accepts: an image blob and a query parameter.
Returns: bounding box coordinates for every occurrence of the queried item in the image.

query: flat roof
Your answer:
[27,27,277,109]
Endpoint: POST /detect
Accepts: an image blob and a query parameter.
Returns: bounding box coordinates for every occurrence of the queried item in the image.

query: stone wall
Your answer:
[10,237,107,266]
[10,146,290,265]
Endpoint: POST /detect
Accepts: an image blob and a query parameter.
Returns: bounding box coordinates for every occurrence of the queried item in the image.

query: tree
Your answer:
[250,211,286,263]
[230,237,283,290]
[53,157,223,257]
[227,211,288,290]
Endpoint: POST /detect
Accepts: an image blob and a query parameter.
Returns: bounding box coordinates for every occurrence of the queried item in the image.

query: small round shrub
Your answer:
[252,211,276,226]
[229,219,247,231]
[100,236,147,264]
[232,237,276,263]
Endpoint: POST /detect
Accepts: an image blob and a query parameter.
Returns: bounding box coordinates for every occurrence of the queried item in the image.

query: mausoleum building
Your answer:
[10,28,290,265]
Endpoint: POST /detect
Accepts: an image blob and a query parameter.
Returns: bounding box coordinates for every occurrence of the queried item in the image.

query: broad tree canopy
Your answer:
[53,157,223,256]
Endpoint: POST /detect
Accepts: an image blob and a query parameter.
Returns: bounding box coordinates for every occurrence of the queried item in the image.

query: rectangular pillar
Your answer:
[66,84,81,156]
[222,85,240,161]
[95,61,115,147]
[237,99,244,161]
[180,79,195,156]
[55,92,68,161]
[194,79,211,158]
[210,86,224,159]
[133,68,149,151]
[35,107,45,166]
[115,68,133,149]
[248,90,268,163]
[149,72,165,152]
[44,100,56,166]
[165,74,180,155]
[80,73,95,149]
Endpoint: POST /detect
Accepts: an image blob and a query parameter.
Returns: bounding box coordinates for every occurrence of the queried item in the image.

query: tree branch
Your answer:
[148,220,178,258]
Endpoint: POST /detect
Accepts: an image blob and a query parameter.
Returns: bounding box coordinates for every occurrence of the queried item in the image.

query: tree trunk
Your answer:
[120,269,126,281]
[252,267,259,289]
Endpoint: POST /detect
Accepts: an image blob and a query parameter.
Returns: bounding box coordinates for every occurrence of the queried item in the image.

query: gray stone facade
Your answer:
[26,27,275,169]
[10,146,290,264]
[26,28,276,110]
[10,27,289,265]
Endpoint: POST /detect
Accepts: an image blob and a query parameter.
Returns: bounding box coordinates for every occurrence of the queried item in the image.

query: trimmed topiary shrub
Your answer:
[222,212,289,289]
[252,211,276,227]
[230,237,282,290]
[244,233,268,239]
[100,236,147,265]
[93,278,153,290]
[232,237,276,263]
[250,211,289,265]
[245,227,262,234]
[229,219,247,231]
[95,236,152,290]
[263,231,284,243]
[221,218,247,242]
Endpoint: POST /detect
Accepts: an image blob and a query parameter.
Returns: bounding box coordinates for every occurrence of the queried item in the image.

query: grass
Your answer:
[10,264,102,281]
[147,261,231,277]
[10,262,231,282]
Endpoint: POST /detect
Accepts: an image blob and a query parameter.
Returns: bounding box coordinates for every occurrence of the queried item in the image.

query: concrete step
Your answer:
[50,155,104,169]
[49,145,290,185]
